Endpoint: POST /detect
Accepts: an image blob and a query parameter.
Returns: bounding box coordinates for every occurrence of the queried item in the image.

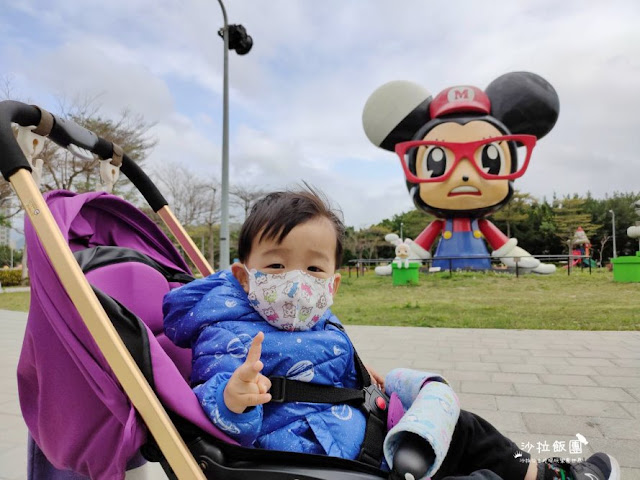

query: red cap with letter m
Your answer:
[429,85,491,118]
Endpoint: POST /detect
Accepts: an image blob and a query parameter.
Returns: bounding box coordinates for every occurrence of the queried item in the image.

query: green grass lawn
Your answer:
[0,291,30,312]
[332,269,640,330]
[1,270,638,330]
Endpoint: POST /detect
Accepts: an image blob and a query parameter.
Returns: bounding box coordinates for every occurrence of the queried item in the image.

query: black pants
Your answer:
[432,410,531,480]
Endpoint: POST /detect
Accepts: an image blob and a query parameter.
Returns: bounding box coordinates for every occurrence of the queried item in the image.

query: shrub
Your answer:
[0,269,23,287]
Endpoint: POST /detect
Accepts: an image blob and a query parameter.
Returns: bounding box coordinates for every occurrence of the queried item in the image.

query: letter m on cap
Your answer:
[431,84,490,118]
[448,87,475,102]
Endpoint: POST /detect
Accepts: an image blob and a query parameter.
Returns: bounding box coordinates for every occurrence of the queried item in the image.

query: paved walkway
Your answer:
[1,309,639,479]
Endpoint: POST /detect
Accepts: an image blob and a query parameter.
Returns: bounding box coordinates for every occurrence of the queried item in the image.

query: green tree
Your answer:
[552,195,599,253]
[584,191,640,260]
[377,209,434,241]
[500,197,563,256]
[533,200,564,255]
[490,191,535,238]
[0,245,22,268]
[343,225,392,263]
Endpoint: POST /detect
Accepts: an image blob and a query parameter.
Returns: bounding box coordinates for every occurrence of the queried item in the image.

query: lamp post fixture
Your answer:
[216,0,252,270]
[609,209,617,259]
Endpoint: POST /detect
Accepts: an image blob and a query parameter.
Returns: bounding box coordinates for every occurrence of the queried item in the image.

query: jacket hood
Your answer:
[163,270,259,347]
[163,270,335,347]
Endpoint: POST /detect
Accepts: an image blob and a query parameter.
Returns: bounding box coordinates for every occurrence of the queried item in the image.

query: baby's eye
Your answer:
[307,266,323,273]
[267,264,285,269]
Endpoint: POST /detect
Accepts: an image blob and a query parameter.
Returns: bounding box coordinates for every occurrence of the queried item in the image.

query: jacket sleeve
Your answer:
[163,275,221,348]
[191,326,264,446]
[384,368,451,411]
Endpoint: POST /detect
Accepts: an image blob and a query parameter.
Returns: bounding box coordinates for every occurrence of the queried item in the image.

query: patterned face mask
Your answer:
[245,267,335,331]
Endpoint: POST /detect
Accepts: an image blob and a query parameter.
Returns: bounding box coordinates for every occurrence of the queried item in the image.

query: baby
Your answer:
[163,188,618,480]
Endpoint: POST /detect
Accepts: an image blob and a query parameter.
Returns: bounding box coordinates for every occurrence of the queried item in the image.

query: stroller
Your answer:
[0,100,413,480]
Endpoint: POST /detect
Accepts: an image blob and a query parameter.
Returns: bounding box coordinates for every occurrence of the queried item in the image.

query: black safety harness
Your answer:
[268,321,389,467]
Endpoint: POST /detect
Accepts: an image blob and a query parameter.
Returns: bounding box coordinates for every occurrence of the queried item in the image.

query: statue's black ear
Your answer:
[485,72,559,139]
[362,81,432,151]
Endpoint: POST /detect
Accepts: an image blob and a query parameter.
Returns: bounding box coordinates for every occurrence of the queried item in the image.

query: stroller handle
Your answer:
[0,100,168,212]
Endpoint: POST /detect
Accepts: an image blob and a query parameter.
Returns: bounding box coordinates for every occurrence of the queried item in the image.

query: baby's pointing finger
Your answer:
[245,331,264,365]
[236,333,265,382]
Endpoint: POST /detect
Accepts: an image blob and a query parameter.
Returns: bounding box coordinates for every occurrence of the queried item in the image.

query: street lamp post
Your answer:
[609,209,617,258]
[216,0,252,270]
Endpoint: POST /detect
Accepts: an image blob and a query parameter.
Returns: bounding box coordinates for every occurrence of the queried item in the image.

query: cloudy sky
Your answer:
[1,0,639,228]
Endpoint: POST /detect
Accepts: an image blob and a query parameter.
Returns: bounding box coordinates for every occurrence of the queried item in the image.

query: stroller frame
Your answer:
[1,101,210,479]
[0,100,387,480]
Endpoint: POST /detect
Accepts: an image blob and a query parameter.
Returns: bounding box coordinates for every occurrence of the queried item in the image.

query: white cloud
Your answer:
[229,124,414,226]
[147,113,221,175]
[6,38,175,122]
[1,0,638,230]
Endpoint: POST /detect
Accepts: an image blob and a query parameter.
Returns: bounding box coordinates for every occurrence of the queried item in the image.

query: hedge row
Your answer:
[0,269,23,287]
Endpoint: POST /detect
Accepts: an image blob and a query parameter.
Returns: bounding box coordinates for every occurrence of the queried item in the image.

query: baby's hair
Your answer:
[237,185,345,268]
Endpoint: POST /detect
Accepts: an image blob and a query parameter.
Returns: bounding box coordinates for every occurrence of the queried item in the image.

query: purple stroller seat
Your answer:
[0,100,391,480]
[18,190,387,480]
[19,190,236,479]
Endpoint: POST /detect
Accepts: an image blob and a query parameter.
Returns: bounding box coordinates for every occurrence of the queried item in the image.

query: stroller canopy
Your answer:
[18,190,235,479]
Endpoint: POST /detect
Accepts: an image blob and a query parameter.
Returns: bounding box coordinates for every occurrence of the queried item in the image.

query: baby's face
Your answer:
[246,216,337,279]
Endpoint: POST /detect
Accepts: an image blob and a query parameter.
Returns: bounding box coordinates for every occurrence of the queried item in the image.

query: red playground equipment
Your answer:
[567,226,597,268]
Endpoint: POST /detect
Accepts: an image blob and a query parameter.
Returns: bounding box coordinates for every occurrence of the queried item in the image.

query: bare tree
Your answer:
[0,80,156,281]
[345,225,390,261]
[1,74,17,101]
[155,163,211,227]
[0,76,27,223]
[0,182,20,223]
[0,85,156,197]
[154,162,220,267]
[41,93,157,195]
[230,184,268,221]
[201,184,220,267]
[598,234,611,267]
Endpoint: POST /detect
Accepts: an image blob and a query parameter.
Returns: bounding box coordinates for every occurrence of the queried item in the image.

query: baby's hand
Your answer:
[366,365,385,391]
[223,331,272,414]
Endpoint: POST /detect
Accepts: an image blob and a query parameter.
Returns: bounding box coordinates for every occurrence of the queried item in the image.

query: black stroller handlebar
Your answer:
[0,100,168,212]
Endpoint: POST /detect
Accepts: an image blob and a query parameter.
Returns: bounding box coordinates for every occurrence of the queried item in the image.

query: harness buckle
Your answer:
[361,384,389,421]
[269,376,286,403]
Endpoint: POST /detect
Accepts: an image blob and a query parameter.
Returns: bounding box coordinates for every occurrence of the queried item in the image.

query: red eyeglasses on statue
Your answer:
[395,134,537,183]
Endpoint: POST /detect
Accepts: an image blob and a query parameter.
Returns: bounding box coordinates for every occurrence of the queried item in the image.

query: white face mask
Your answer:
[245,267,335,331]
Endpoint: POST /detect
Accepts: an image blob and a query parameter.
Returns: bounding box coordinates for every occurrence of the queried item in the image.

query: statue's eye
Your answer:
[476,142,505,175]
[420,146,452,178]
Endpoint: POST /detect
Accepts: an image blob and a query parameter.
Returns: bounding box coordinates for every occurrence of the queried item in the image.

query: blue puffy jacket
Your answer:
[163,270,367,459]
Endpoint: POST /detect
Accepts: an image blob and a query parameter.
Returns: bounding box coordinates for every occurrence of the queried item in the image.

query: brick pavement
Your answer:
[1,310,639,479]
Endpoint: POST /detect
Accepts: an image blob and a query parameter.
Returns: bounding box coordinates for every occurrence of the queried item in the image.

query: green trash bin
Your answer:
[391,262,420,286]
[612,252,640,283]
